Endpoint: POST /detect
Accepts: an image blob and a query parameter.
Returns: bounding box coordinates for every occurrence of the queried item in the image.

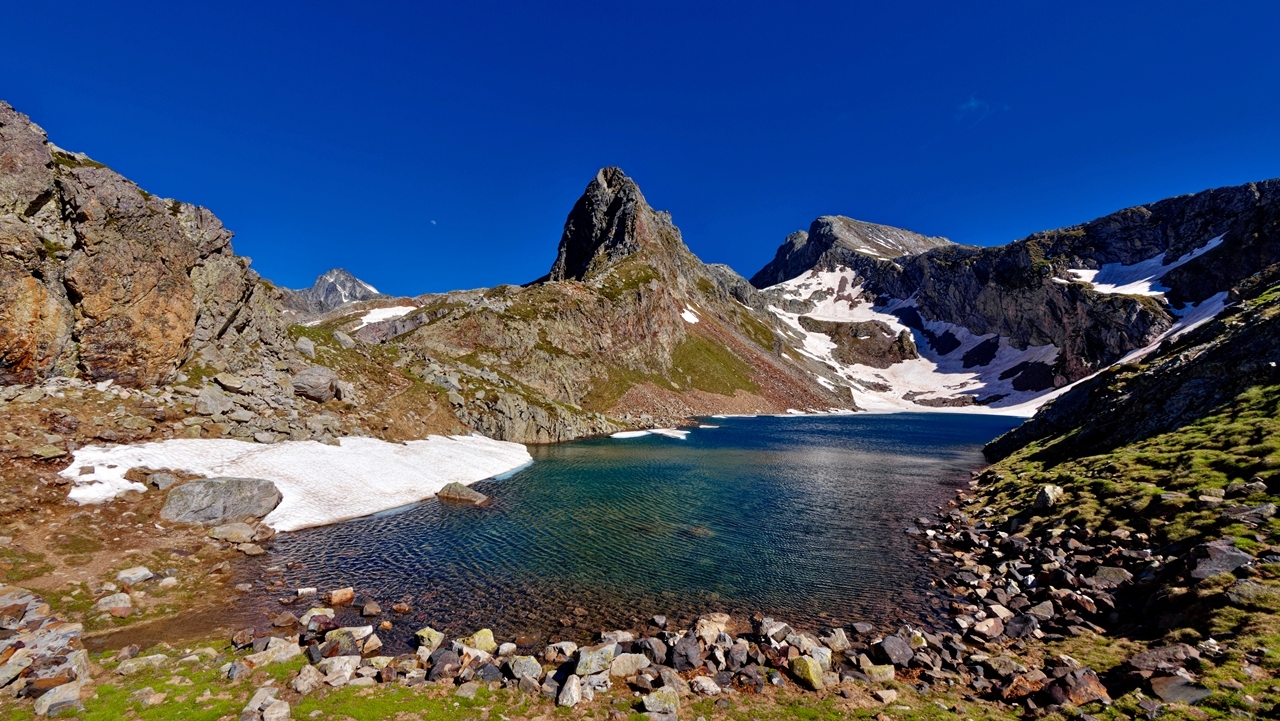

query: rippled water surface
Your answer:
[255,413,1019,650]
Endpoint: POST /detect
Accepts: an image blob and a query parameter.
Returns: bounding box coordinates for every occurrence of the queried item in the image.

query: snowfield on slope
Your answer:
[354,305,418,329]
[767,269,1060,416]
[60,435,532,532]
[1067,235,1225,295]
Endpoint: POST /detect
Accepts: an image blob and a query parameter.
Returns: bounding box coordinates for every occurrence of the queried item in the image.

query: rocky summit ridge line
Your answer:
[2,97,1279,443]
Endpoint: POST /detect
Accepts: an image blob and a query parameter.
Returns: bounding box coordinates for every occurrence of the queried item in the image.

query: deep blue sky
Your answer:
[5,2,1279,295]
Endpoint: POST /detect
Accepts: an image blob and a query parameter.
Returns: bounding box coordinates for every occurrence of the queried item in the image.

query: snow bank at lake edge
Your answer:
[59,435,532,532]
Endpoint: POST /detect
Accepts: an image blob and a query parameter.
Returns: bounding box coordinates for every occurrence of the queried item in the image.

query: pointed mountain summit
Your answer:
[282,268,387,314]
[750,216,951,288]
[547,167,700,286]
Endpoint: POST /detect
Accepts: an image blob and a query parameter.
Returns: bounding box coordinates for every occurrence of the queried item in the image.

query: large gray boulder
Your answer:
[160,477,282,526]
[292,365,341,402]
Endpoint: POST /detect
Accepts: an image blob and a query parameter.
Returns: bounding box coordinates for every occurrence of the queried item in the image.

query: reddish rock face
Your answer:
[0,101,284,387]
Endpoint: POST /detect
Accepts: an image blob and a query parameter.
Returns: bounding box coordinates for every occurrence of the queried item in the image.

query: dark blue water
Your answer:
[256,413,1019,649]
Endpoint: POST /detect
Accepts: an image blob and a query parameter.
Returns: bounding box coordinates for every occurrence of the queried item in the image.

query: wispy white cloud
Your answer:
[955,95,1008,128]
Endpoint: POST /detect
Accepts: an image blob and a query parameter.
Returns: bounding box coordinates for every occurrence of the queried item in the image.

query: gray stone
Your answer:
[160,477,282,525]
[292,365,340,402]
[1189,540,1253,579]
[610,652,650,677]
[149,472,180,490]
[576,641,617,675]
[1225,579,1280,607]
[557,674,582,707]
[691,675,721,695]
[643,687,680,714]
[333,331,356,349]
[508,655,542,681]
[93,593,132,614]
[295,336,316,358]
[292,663,324,694]
[116,566,153,585]
[195,385,234,416]
[209,522,256,543]
[33,680,82,716]
[117,655,167,675]
[262,700,291,721]
[874,635,914,666]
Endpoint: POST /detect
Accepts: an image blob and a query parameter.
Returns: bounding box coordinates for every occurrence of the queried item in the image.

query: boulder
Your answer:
[1225,579,1280,607]
[873,635,914,666]
[694,612,729,644]
[116,566,153,585]
[33,680,82,716]
[208,522,255,543]
[1188,539,1253,579]
[92,593,132,614]
[508,655,542,681]
[1043,668,1111,706]
[149,473,180,490]
[557,674,582,707]
[690,675,721,695]
[459,629,497,653]
[1034,485,1065,509]
[576,642,617,676]
[160,477,281,525]
[415,626,444,652]
[332,331,356,349]
[610,653,650,677]
[643,687,680,714]
[1125,644,1200,673]
[671,635,704,671]
[1150,673,1211,704]
[437,482,488,505]
[195,385,234,416]
[295,336,316,358]
[292,365,339,402]
[790,655,824,690]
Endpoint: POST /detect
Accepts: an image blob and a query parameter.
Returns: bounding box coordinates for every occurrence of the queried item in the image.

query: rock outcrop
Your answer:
[0,101,286,387]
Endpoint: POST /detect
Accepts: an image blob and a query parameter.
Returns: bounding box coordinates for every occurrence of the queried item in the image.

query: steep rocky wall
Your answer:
[0,101,285,387]
[985,273,1280,462]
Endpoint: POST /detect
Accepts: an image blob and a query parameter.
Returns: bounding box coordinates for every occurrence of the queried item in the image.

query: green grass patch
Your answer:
[671,334,759,396]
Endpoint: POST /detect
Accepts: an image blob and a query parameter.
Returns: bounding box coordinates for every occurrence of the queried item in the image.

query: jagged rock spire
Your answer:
[548,167,650,282]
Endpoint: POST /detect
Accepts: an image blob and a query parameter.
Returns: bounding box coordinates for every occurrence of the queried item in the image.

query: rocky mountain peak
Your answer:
[282,268,386,315]
[548,167,680,282]
[750,216,951,288]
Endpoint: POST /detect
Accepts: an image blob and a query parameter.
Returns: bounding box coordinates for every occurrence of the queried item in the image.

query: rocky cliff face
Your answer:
[281,268,387,315]
[749,216,952,288]
[985,264,1280,462]
[0,102,287,388]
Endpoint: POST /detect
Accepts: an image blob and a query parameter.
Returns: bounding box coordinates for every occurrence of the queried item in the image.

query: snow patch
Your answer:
[681,307,700,324]
[610,428,691,440]
[1068,235,1224,296]
[354,305,417,329]
[59,436,532,532]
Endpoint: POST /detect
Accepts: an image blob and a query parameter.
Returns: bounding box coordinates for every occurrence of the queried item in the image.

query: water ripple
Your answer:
[248,413,1019,651]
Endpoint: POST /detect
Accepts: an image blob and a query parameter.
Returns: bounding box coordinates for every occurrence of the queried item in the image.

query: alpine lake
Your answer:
[249,413,1022,653]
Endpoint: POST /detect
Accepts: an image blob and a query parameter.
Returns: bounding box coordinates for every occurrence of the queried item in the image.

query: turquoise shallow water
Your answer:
[256,413,1020,650]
